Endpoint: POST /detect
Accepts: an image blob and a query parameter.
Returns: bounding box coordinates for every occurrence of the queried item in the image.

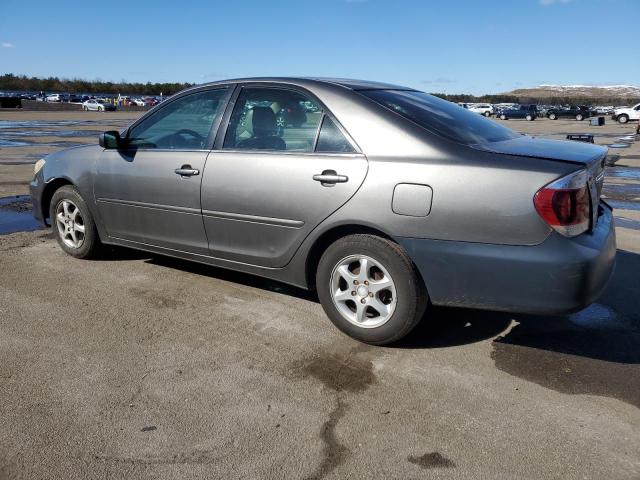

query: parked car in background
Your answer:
[45,94,62,102]
[594,106,615,115]
[497,104,537,121]
[131,98,146,106]
[30,77,615,345]
[611,103,640,124]
[82,99,116,112]
[468,104,494,117]
[547,105,594,121]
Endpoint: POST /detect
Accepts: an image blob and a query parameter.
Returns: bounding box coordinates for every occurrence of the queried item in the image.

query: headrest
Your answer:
[252,106,277,137]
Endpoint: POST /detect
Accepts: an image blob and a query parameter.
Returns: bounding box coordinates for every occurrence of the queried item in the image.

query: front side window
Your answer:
[128,87,228,150]
[223,87,323,152]
[362,90,520,145]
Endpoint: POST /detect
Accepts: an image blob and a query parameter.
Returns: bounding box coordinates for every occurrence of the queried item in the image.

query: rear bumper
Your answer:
[398,204,616,315]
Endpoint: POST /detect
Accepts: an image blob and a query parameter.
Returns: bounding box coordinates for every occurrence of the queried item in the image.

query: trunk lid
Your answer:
[475,135,608,231]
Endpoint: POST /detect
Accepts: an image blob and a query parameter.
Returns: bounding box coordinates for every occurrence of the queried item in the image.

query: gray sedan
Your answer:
[30,78,616,345]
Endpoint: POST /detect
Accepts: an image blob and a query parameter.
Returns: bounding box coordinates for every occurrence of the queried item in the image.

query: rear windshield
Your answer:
[361,90,520,145]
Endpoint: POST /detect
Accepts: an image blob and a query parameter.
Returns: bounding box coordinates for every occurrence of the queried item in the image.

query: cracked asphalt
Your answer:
[0,111,639,479]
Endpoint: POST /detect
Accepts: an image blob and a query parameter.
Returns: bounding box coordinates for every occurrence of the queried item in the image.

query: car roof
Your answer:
[196,77,416,92]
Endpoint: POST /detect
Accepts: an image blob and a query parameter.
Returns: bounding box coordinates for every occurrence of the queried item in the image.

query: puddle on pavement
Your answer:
[0,138,32,147]
[606,167,640,180]
[602,183,640,202]
[614,216,640,230]
[0,195,44,235]
[4,129,103,138]
[606,199,640,211]
[0,119,129,129]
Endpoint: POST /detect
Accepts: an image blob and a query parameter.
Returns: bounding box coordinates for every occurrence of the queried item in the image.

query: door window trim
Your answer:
[121,84,234,152]
[212,82,361,155]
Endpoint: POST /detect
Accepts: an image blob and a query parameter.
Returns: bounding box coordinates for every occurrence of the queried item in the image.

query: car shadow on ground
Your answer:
[141,253,318,302]
[106,245,640,406]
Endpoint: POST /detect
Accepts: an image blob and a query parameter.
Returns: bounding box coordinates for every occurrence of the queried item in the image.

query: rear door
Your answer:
[94,86,231,254]
[201,85,368,268]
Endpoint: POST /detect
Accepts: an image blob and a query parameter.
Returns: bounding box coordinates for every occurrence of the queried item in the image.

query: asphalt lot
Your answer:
[0,110,639,479]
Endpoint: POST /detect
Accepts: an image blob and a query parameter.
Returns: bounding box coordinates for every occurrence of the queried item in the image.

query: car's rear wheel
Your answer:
[525,114,533,121]
[500,114,507,120]
[618,114,629,124]
[484,111,491,117]
[576,114,584,121]
[549,113,557,120]
[50,185,101,259]
[98,106,104,112]
[316,234,427,345]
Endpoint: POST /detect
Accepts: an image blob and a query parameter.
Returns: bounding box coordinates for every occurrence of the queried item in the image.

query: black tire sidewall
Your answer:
[49,186,99,259]
[316,235,427,345]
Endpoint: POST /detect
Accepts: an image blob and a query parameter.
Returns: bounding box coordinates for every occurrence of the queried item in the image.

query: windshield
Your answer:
[361,90,520,145]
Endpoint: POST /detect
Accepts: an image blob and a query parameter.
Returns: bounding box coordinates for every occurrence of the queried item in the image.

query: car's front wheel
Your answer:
[500,114,507,120]
[484,111,491,117]
[576,113,584,121]
[316,234,427,345]
[618,114,629,124]
[50,185,101,259]
[526,114,533,121]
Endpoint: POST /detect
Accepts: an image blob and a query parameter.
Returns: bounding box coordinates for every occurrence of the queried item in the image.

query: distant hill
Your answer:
[505,84,640,100]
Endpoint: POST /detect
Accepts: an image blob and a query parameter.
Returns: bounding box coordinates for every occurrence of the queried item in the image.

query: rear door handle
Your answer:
[174,165,200,177]
[313,170,348,187]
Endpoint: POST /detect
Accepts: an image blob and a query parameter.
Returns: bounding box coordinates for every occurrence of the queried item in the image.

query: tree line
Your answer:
[0,74,193,95]
[1,74,638,105]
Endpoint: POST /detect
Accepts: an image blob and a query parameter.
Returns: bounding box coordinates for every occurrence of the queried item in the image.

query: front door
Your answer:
[201,86,368,268]
[94,87,230,254]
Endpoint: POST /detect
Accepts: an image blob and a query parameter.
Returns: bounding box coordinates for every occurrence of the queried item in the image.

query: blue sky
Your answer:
[1,0,638,95]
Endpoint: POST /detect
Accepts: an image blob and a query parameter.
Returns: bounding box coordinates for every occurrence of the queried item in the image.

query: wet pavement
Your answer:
[0,195,42,235]
[0,111,639,479]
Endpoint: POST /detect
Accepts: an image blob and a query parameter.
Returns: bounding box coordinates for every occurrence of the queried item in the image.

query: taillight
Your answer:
[534,169,590,237]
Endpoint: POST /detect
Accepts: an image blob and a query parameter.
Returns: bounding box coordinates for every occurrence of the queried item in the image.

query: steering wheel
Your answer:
[172,129,206,148]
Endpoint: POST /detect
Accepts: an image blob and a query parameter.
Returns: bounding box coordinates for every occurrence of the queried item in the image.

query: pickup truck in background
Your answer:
[612,103,640,124]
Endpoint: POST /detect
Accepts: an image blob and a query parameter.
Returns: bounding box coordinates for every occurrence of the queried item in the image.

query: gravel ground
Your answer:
[0,111,639,479]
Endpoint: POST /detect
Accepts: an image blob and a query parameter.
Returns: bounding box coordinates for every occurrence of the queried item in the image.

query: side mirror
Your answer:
[99,130,122,149]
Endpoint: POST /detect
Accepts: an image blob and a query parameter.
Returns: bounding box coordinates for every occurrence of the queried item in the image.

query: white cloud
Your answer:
[1,42,14,48]
[539,0,574,5]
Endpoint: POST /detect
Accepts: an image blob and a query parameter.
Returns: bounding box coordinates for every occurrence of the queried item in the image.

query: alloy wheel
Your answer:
[55,199,85,249]
[330,255,397,328]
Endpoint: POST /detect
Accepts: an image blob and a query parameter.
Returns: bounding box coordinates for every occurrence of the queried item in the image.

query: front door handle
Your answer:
[313,170,348,187]
[174,164,200,177]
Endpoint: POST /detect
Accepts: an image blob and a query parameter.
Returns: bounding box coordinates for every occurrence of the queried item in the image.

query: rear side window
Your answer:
[223,87,323,152]
[361,90,520,145]
[315,116,355,153]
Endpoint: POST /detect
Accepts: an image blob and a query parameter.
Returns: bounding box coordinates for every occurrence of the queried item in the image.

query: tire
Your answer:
[316,234,428,345]
[500,114,507,120]
[98,106,104,112]
[525,114,533,121]
[618,114,629,124]
[576,114,584,121]
[484,111,491,117]
[49,185,101,259]
[549,113,557,120]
